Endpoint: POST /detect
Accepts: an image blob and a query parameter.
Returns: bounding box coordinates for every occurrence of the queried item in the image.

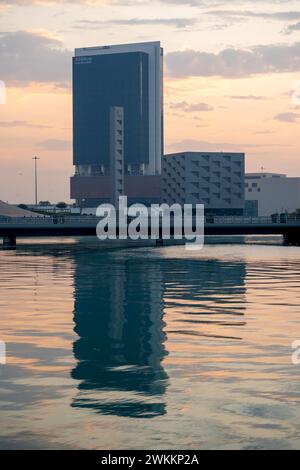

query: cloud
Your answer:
[1,0,108,4]
[228,95,266,100]
[0,31,71,86]
[166,42,300,78]
[0,120,52,128]
[167,138,285,154]
[273,112,300,123]
[285,22,300,34]
[36,139,71,150]
[1,0,287,5]
[205,9,300,22]
[254,130,274,135]
[162,0,287,5]
[75,17,196,29]
[169,101,214,111]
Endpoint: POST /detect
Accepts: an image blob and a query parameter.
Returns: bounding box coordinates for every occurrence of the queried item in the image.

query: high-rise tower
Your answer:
[71,41,163,207]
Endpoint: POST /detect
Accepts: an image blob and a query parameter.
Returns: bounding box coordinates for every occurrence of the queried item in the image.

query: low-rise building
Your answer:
[245,173,300,216]
[162,152,245,215]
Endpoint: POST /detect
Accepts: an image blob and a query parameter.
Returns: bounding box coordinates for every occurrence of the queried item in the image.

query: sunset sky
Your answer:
[0,0,300,203]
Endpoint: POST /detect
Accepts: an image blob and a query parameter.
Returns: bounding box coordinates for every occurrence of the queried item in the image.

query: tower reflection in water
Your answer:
[71,250,168,418]
[71,245,247,420]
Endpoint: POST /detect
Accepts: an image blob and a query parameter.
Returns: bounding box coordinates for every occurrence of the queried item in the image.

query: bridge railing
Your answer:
[0,216,99,225]
[1,215,300,226]
[206,216,300,225]
[208,216,272,225]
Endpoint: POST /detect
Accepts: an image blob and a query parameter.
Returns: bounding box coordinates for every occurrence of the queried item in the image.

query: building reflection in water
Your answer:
[71,246,247,419]
[71,250,168,418]
[161,256,247,337]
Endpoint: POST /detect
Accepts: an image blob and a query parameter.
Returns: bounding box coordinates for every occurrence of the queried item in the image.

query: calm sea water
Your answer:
[0,236,300,450]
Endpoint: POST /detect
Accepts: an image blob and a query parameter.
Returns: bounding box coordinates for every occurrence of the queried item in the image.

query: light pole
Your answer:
[32,156,40,206]
[80,198,86,215]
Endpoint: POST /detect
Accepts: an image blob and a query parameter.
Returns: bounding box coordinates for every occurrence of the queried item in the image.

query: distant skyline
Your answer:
[0,0,300,203]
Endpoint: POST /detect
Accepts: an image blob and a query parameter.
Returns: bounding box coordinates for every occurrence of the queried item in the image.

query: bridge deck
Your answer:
[0,216,300,238]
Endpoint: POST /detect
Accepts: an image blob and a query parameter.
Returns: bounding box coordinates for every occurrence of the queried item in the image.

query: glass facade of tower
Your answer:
[73,51,149,172]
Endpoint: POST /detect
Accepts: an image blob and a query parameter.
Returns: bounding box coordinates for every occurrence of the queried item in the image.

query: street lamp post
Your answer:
[32,156,40,206]
[80,198,86,216]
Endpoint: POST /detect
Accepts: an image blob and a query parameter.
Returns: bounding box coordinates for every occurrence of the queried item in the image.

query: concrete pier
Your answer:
[283,233,300,246]
[3,235,16,250]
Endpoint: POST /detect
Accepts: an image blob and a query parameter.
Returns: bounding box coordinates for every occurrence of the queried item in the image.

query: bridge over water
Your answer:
[1,215,300,248]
